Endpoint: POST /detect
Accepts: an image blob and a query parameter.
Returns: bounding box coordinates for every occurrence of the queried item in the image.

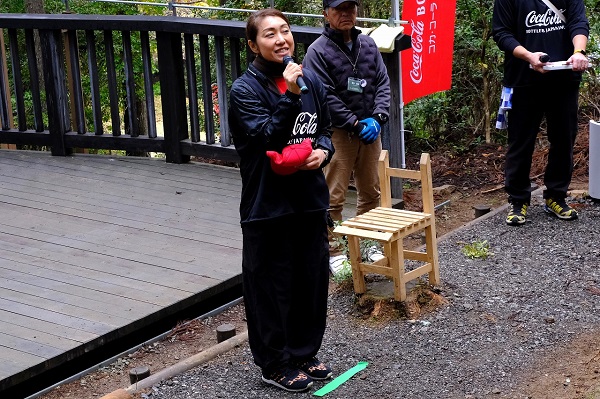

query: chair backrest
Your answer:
[378,150,434,214]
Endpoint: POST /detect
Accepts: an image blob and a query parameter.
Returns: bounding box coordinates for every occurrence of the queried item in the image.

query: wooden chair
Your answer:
[333,150,440,301]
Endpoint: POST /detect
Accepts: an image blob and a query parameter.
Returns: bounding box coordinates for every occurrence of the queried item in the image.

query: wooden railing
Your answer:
[0,13,408,167]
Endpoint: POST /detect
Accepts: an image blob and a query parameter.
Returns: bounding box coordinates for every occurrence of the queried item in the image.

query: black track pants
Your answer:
[241,211,330,374]
[505,81,579,202]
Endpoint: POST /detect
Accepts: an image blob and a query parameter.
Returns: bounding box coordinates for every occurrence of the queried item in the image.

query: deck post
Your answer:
[382,34,411,199]
[157,31,190,164]
[39,29,71,156]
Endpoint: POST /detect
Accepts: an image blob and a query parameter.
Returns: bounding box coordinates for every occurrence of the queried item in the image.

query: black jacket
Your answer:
[303,26,390,133]
[228,63,334,224]
[492,0,589,87]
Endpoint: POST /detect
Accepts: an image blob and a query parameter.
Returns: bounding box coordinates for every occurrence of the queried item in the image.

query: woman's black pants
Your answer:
[241,211,330,375]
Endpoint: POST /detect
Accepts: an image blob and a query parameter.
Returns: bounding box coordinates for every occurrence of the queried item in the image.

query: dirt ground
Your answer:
[39,126,596,399]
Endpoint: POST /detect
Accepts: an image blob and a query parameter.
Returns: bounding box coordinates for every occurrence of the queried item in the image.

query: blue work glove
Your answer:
[358,117,381,144]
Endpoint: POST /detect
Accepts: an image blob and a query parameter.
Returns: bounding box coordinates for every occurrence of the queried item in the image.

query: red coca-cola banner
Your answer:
[401,0,457,104]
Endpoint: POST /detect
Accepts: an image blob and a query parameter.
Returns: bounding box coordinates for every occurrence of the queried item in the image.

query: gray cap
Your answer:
[323,0,359,9]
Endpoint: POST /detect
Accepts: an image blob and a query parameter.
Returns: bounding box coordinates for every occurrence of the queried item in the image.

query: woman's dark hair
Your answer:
[246,8,291,43]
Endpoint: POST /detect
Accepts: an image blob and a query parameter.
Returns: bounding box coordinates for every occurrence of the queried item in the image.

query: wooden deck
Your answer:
[0,149,244,397]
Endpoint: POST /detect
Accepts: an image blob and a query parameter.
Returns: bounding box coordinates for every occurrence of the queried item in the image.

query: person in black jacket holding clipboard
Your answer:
[228,8,334,393]
[493,0,589,226]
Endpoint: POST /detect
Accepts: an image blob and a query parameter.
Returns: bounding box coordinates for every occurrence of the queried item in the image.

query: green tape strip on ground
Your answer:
[313,361,369,397]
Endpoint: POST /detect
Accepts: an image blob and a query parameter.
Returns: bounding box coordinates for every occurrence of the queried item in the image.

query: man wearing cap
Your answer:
[303,0,390,274]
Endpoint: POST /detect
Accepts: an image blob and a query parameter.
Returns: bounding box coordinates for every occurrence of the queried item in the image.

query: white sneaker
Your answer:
[329,254,347,275]
[366,245,385,262]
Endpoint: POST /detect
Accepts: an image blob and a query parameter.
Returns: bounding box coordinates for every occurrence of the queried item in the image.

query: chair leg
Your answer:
[390,239,406,301]
[347,236,366,294]
[424,225,440,285]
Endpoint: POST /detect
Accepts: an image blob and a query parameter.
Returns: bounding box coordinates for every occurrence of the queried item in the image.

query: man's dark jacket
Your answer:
[303,26,390,133]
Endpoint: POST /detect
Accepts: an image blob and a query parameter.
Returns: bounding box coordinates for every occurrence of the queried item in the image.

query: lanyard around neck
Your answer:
[326,35,362,76]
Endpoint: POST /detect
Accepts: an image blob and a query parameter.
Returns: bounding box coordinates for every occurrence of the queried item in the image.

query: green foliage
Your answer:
[330,221,385,282]
[67,0,152,112]
[2,1,163,137]
[405,0,505,152]
[86,149,127,156]
[0,0,26,13]
[213,1,323,26]
[40,0,66,14]
[0,0,138,14]
[330,221,348,256]
[67,0,141,16]
[580,0,600,120]
[405,0,600,151]
[361,0,392,22]
[461,239,493,260]
[331,258,353,284]
[404,93,448,144]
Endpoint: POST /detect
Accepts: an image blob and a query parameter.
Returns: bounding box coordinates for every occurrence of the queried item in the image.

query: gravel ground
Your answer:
[143,192,600,399]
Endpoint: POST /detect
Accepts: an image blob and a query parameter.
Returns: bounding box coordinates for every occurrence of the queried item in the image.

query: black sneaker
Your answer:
[295,357,333,380]
[261,367,313,392]
[544,198,578,220]
[506,202,527,226]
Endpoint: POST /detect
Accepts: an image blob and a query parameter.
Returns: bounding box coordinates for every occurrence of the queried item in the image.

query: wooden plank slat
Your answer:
[0,244,202,300]
[0,205,240,274]
[0,346,44,380]
[341,220,404,232]
[404,250,429,262]
[403,264,433,281]
[0,298,113,335]
[0,223,235,283]
[386,168,421,179]
[0,309,97,343]
[0,257,189,307]
[0,330,63,359]
[370,207,432,218]
[0,287,132,327]
[0,320,81,351]
[332,225,394,242]
[0,177,241,234]
[0,186,240,252]
[0,263,164,315]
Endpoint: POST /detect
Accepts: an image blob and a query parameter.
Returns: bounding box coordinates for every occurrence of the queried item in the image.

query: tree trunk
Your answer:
[24,0,45,111]
[24,0,45,14]
[482,66,491,143]
[481,22,492,143]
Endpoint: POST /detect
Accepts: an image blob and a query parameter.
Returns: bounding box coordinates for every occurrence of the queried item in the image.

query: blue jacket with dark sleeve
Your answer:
[228,63,334,224]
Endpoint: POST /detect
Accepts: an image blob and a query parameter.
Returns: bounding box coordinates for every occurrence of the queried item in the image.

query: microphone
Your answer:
[282,56,309,94]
